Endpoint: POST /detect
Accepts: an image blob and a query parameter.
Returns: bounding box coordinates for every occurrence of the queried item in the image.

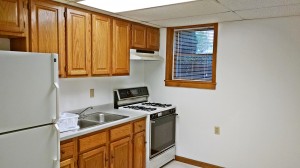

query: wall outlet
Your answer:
[214,126,220,135]
[90,89,94,98]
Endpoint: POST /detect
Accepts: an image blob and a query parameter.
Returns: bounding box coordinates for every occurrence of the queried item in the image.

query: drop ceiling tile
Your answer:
[236,4,300,19]
[218,0,300,11]
[149,12,242,27]
[118,0,229,21]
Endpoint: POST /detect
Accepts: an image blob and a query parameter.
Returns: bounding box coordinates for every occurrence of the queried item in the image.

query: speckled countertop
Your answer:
[60,103,147,141]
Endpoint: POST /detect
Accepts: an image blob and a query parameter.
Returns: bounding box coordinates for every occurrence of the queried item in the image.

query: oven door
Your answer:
[150,113,176,158]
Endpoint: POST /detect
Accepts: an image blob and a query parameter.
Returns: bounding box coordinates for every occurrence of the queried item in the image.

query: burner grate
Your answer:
[123,105,157,112]
[141,102,172,108]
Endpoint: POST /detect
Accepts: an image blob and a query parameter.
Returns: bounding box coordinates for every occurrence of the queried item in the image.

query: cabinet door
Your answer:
[146,27,159,51]
[79,146,108,168]
[61,158,75,168]
[66,8,91,76]
[91,14,111,76]
[131,24,146,49]
[110,137,132,168]
[0,0,24,33]
[112,19,130,76]
[30,0,66,77]
[133,131,146,168]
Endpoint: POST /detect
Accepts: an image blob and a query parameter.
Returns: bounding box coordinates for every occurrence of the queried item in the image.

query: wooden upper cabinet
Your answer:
[131,24,159,51]
[0,0,25,34]
[30,0,66,77]
[79,146,108,168]
[66,8,91,76]
[146,27,159,50]
[131,24,146,49]
[112,19,130,76]
[91,14,111,76]
[110,137,132,168]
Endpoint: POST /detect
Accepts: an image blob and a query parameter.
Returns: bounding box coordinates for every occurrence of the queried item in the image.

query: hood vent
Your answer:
[130,49,163,61]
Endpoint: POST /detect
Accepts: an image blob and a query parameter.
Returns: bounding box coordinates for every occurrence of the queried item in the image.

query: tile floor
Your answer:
[163,161,200,168]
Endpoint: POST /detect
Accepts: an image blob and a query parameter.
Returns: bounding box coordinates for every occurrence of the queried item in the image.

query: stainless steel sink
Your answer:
[83,112,129,123]
[77,119,100,129]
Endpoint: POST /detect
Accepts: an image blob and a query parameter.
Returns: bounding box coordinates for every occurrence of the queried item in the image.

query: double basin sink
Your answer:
[78,112,129,130]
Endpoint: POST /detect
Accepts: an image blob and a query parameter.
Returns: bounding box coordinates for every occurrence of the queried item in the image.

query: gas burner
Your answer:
[123,105,157,112]
[141,102,172,108]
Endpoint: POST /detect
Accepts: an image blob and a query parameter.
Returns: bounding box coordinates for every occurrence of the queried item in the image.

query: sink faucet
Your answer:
[77,106,93,119]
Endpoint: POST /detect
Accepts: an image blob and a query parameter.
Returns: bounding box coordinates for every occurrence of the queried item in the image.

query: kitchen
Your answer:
[0,0,300,168]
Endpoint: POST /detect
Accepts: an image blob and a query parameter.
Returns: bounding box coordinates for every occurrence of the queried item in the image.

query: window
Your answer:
[165,23,218,89]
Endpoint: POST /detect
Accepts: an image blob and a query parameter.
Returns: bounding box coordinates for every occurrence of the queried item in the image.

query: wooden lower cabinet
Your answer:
[110,137,132,168]
[60,118,146,168]
[79,146,108,168]
[133,131,146,168]
[61,158,75,168]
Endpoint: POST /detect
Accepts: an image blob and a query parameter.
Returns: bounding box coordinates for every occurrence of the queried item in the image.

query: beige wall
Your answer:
[144,16,300,168]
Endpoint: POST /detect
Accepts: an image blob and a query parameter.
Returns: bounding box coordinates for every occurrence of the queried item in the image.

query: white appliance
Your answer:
[0,51,60,168]
[114,87,177,168]
[130,49,163,61]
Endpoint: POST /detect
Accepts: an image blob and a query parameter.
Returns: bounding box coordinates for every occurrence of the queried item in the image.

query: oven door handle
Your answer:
[150,113,178,123]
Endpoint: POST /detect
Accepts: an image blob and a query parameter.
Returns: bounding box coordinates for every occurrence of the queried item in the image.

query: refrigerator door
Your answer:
[0,51,59,133]
[0,124,59,168]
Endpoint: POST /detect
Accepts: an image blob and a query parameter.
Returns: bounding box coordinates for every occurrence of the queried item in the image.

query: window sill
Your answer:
[165,80,216,90]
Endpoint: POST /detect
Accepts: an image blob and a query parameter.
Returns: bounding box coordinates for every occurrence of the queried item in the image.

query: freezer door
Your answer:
[0,51,58,133]
[0,124,59,168]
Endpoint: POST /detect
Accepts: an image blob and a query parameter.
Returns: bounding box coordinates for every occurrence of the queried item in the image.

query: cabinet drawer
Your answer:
[79,131,107,153]
[61,141,75,161]
[134,119,146,133]
[110,123,132,141]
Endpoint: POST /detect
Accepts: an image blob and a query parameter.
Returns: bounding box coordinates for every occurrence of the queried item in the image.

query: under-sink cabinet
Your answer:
[60,118,146,168]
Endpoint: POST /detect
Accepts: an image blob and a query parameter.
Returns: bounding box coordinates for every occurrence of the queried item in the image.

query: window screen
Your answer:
[173,27,214,81]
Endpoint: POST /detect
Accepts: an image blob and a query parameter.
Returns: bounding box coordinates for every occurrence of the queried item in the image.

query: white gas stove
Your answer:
[114,87,177,168]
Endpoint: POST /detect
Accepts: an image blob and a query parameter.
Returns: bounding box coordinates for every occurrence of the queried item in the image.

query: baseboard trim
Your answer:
[175,155,223,168]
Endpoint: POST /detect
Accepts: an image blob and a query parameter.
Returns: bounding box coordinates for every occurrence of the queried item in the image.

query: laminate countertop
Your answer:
[59,103,147,141]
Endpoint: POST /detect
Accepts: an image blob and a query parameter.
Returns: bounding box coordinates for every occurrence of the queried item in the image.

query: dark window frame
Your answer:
[165,23,218,90]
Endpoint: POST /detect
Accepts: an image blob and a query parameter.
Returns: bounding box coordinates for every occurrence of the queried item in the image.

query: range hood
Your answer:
[130,49,163,61]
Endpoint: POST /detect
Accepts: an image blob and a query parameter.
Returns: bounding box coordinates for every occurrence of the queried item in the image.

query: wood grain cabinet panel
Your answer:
[91,14,111,76]
[0,0,24,33]
[133,131,146,168]
[79,131,107,153]
[112,19,130,76]
[133,119,145,133]
[110,123,132,141]
[61,141,75,161]
[30,0,65,77]
[146,27,159,50]
[131,24,146,49]
[66,8,91,76]
[79,146,108,168]
[110,136,132,168]
[61,158,75,168]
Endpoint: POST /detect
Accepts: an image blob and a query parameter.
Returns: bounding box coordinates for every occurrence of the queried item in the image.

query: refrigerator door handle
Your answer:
[54,82,60,123]
[54,124,60,165]
[51,54,60,123]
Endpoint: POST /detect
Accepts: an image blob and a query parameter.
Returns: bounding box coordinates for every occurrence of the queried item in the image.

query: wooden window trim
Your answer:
[165,23,218,90]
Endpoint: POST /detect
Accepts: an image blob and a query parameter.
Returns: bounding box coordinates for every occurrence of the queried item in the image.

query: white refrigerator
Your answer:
[0,51,60,168]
